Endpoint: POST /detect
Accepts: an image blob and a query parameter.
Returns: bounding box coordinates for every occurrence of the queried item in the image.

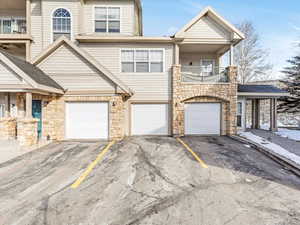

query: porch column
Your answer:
[270,98,278,132]
[25,92,32,118]
[174,43,180,65]
[4,93,11,117]
[229,43,234,66]
[251,99,260,129]
[242,99,247,131]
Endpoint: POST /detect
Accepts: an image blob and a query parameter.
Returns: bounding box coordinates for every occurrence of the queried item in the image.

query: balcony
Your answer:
[181,66,229,83]
[0,18,26,34]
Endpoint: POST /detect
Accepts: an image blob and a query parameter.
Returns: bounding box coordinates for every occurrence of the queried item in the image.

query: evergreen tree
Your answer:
[278,51,300,114]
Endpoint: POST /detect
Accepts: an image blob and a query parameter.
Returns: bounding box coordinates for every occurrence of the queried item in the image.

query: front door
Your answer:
[32,100,42,138]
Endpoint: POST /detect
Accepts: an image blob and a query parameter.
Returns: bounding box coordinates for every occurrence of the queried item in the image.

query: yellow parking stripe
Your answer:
[176,138,208,169]
[71,140,116,189]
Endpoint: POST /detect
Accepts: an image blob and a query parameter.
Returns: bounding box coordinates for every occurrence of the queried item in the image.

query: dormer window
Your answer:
[52,8,71,41]
[95,7,120,33]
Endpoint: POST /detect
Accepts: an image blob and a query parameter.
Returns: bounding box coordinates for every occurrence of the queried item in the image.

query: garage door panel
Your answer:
[131,104,169,135]
[185,103,221,135]
[66,102,108,139]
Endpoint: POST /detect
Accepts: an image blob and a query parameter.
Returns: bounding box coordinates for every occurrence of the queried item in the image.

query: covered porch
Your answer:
[237,84,290,132]
[0,51,64,146]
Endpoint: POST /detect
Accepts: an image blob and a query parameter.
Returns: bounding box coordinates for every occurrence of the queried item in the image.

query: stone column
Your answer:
[172,64,184,137]
[0,118,17,140]
[251,99,260,129]
[227,66,238,135]
[17,118,38,147]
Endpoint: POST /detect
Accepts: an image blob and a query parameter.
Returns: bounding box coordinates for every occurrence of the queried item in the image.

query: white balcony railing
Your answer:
[181,66,229,83]
[0,18,26,34]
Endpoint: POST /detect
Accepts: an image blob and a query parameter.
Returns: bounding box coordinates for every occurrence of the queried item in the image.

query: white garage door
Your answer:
[185,103,221,135]
[66,102,108,139]
[131,104,169,135]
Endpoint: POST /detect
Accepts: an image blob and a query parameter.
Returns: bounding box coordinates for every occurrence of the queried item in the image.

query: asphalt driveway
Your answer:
[0,136,300,225]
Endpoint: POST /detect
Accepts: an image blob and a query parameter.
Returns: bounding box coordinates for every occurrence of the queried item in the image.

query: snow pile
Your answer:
[276,128,300,141]
[239,132,300,166]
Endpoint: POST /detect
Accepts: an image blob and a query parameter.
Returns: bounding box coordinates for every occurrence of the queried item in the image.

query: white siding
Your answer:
[81,0,135,35]
[38,44,116,91]
[30,0,81,58]
[184,16,231,40]
[80,43,174,101]
[31,0,43,58]
[0,61,24,84]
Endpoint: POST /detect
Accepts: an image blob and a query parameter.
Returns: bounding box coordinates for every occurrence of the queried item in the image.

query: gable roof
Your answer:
[175,6,245,40]
[33,36,134,96]
[0,51,64,94]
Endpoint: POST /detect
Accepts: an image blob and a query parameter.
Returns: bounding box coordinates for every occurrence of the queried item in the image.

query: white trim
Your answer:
[120,48,166,74]
[50,7,73,44]
[93,5,122,34]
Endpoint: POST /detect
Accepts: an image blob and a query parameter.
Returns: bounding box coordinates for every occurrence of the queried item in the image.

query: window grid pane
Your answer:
[108,7,120,20]
[108,21,120,33]
[135,50,149,62]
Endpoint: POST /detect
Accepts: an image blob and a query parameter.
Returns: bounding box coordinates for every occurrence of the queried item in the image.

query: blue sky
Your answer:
[142,0,300,78]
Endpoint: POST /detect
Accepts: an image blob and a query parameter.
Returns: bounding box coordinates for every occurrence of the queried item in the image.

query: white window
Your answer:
[0,104,5,118]
[237,102,243,127]
[121,49,164,73]
[95,7,120,33]
[201,59,215,76]
[52,8,71,41]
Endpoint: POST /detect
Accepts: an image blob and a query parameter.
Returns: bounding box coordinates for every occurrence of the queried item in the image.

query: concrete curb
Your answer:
[230,135,300,177]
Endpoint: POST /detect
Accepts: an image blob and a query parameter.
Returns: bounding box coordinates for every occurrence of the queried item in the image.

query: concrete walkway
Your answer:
[0,139,51,164]
[0,140,23,164]
[250,129,300,157]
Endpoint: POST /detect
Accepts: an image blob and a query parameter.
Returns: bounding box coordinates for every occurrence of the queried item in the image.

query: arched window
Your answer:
[52,8,71,41]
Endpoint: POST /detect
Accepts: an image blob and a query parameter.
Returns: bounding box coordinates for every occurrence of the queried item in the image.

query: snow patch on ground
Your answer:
[239,131,300,166]
[275,129,300,141]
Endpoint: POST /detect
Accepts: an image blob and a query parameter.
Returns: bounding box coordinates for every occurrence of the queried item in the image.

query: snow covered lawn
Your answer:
[275,128,300,141]
[239,132,300,166]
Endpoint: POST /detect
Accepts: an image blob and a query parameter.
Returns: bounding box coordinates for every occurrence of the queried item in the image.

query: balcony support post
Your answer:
[229,43,234,66]
[174,44,180,65]
[26,0,31,35]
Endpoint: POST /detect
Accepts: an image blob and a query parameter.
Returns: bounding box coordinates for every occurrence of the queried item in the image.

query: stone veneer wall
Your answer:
[0,118,17,140]
[17,118,38,146]
[31,95,125,141]
[172,65,238,136]
[15,94,126,143]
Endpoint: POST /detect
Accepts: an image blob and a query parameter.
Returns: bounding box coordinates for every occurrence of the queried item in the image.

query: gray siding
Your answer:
[80,43,174,101]
[38,44,116,91]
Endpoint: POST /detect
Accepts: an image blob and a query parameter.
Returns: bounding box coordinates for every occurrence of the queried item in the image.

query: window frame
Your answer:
[93,6,121,33]
[237,101,243,127]
[120,48,165,74]
[51,7,72,43]
[200,59,215,76]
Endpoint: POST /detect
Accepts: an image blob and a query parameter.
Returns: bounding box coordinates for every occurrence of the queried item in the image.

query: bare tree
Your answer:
[234,21,273,84]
